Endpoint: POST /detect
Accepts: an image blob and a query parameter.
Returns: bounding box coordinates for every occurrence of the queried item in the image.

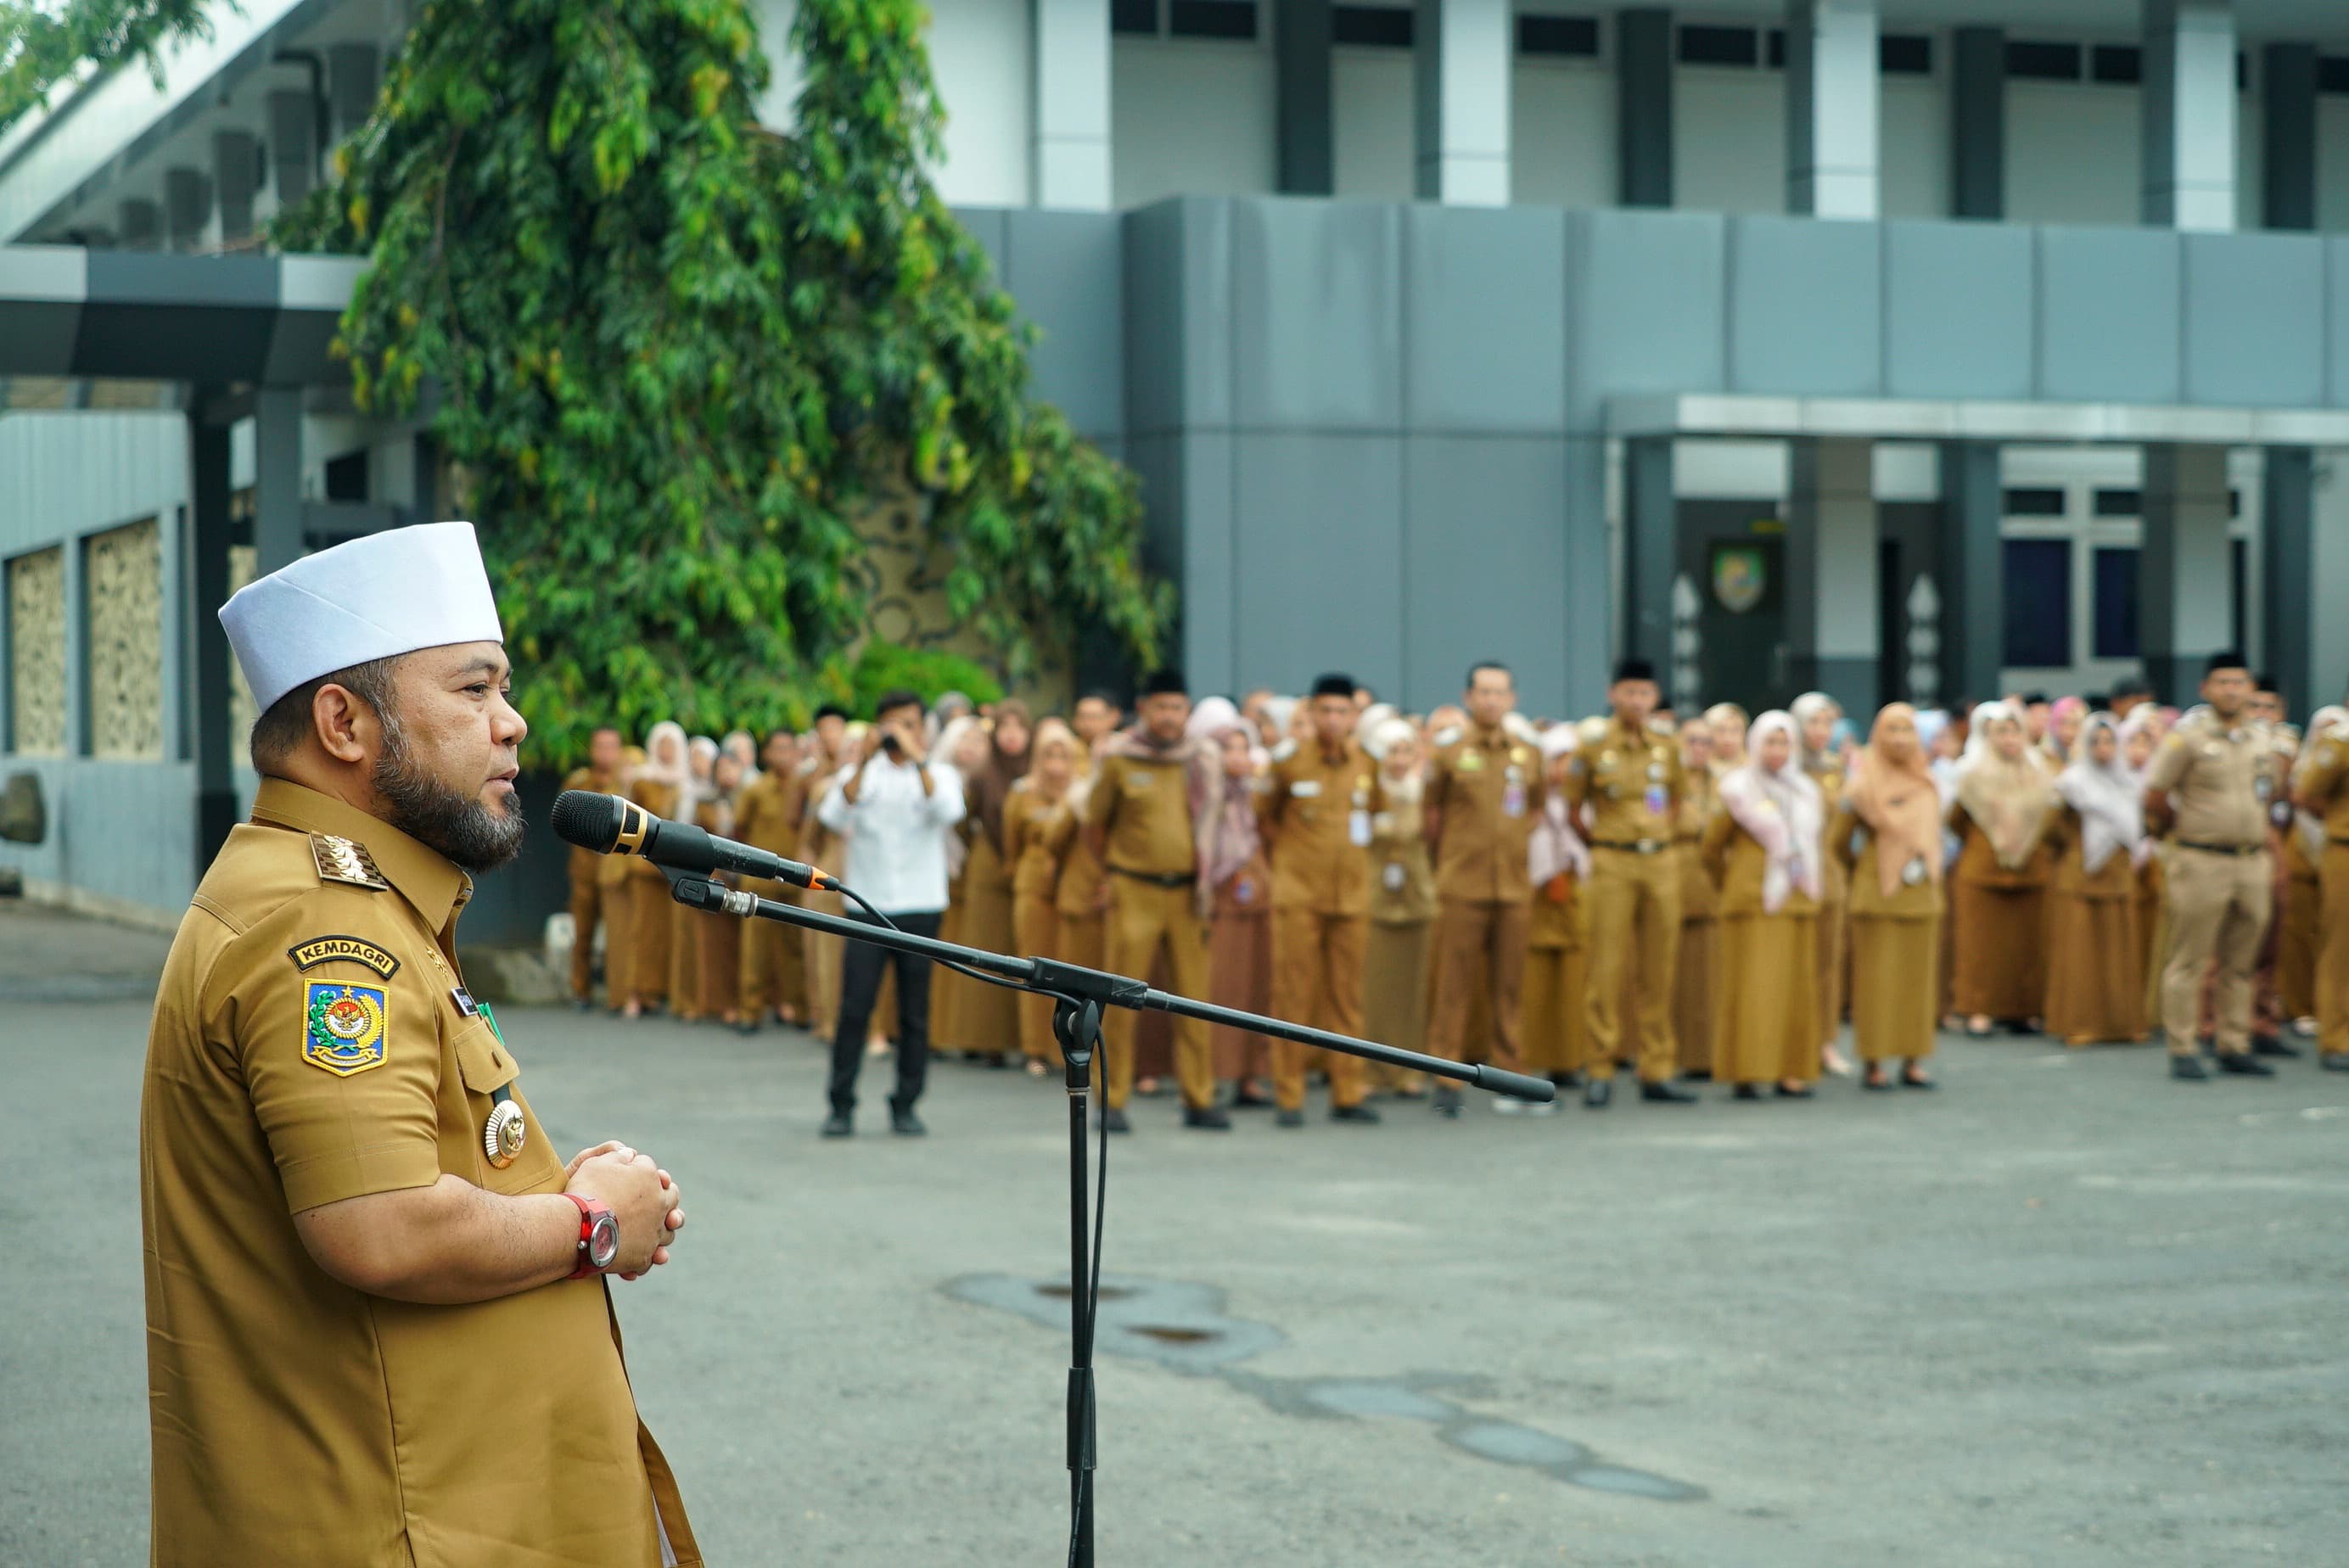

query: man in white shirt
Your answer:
[816,689,967,1137]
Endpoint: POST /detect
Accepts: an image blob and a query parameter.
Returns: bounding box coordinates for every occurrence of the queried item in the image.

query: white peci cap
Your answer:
[219,521,503,713]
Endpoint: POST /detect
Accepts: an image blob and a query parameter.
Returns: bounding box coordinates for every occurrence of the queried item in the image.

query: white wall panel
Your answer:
[2007,81,2137,227]
[1334,48,1415,201]
[928,0,1034,206]
[1676,69,1785,216]
[750,0,804,132]
[1113,38,1278,208]
[1511,62,1612,210]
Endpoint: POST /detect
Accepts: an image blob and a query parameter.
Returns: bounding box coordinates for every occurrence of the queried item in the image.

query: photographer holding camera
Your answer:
[815,690,967,1137]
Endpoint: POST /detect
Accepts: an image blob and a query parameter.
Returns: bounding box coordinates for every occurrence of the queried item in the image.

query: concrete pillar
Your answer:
[268,89,318,206]
[118,199,161,251]
[255,389,306,577]
[1949,25,2004,219]
[2141,0,2236,231]
[2261,42,2317,231]
[1617,8,1673,207]
[164,167,213,251]
[2140,444,2234,703]
[1786,0,1879,220]
[2261,447,2323,720]
[1276,0,1335,196]
[1031,0,1113,210]
[1413,0,1511,205]
[1623,436,1677,680]
[214,131,259,244]
[189,409,238,870]
[327,44,379,145]
[1936,441,2004,710]
[1785,437,1879,714]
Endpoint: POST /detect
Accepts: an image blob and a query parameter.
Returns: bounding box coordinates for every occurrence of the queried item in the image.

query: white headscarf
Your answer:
[634,721,689,794]
[1790,691,1842,775]
[2055,713,2142,876]
[1528,725,1591,887]
[1957,700,2059,870]
[1718,710,1823,914]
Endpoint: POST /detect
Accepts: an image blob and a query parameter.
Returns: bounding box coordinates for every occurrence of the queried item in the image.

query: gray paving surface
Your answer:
[4,906,2347,1565]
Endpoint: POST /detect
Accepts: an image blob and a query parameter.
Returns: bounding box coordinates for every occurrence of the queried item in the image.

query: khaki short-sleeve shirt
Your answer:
[142,778,698,1567]
[2144,711,2278,848]
[1087,749,1197,878]
[1264,741,1384,915]
[1427,722,1543,904]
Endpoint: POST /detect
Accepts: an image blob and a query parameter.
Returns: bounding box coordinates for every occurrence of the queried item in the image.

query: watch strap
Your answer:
[562,1192,612,1280]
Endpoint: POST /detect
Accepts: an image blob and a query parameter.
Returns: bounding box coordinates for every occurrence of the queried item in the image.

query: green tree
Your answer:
[0,0,214,137]
[272,0,1167,764]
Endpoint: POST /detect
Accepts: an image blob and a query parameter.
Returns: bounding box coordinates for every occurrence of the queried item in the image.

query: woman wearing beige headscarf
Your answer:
[2044,713,2149,1046]
[620,722,688,1019]
[2120,708,2168,1019]
[1522,725,1594,1089]
[690,748,747,1028]
[1948,701,2060,1037]
[1792,692,1854,1073]
[1190,697,1275,1100]
[1673,715,1722,1078]
[666,735,720,1021]
[1702,711,1825,1097]
[1361,714,1435,1096]
[1005,718,1081,1074]
[1704,703,1750,780]
[933,708,1029,1062]
[1833,703,1945,1088]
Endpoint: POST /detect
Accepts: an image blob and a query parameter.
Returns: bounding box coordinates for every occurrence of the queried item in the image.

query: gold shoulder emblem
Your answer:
[311,833,391,891]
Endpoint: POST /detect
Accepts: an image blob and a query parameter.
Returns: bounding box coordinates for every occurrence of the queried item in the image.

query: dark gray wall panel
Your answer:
[1566,209,1727,428]
[1123,198,1231,435]
[1126,431,1236,697]
[1231,434,1404,697]
[1882,220,2034,400]
[1402,435,1572,717]
[952,206,1008,283]
[2036,226,2182,403]
[1001,209,1125,439]
[2334,238,2349,407]
[1727,216,1882,397]
[2182,232,2327,408]
[1561,435,1612,709]
[1403,204,1567,433]
[1231,199,1402,432]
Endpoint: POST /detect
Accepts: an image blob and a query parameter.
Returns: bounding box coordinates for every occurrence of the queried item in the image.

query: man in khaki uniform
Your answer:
[147,524,697,1565]
[1262,673,1384,1128]
[1423,661,1545,1117]
[1085,669,1227,1132]
[559,725,624,1007]
[2294,707,2349,1072]
[2145,652,2283,1082]
[1567,658,1698,1109]
[733,728,810,1031]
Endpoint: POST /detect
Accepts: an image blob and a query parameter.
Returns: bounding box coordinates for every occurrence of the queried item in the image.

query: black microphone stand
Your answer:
[669,874,1553,1566]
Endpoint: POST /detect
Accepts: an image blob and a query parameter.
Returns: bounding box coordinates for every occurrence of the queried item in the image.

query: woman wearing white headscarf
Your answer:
[619,721,689,1019]
[1522,725,1595,1089]
[1948,700,2060,1038]
[1191,697,1275,1100]
[2119,706,2170,1023]
[1792,692,1854,1074]
[1361,713,1436,1095]
[2281,705,2349,1036]
[2043,713,2149,1046]
[667,736,721,1019]
[1701,711,1825,1097]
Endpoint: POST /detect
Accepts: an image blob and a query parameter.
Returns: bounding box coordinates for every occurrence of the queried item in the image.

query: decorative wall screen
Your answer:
[87,518,165,759]
[7,546,68,755]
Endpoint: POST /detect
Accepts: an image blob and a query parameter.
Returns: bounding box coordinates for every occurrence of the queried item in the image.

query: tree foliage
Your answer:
[274,0,1168,764]
[0,0,212,138]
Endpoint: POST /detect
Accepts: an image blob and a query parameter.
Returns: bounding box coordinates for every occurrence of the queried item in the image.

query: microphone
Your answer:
[551,791,838,892]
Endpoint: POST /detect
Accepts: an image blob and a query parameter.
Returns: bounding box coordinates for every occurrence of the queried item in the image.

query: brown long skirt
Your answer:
[1364,920,1431,1092]
[1014,893,1061,1066]
[627,871,672,1004]
[1849,915,1939,1062]
[695,904,740,1021]
[1950,879,2048,1021]
[669,899,704,1019]
[1522,944,1590,1077]
[1715,911,1819,1085]
[937,841,1020,1056]
[2044,891,2144,1045]
[1814,898,1847,1048]
[1675,917,1718,1074]
[2279,867,2322,1021]
[1209,909,1272,1083]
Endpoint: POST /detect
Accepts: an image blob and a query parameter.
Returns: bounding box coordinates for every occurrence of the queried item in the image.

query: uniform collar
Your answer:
[1610,715,1652,747]
[249,776,474,932]
[1468,720,1509,748]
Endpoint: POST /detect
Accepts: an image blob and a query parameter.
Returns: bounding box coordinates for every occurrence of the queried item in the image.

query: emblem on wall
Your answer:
[1711,545,1767,614]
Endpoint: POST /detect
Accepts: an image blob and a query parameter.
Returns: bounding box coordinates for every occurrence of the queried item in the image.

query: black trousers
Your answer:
[828,909,939,1114]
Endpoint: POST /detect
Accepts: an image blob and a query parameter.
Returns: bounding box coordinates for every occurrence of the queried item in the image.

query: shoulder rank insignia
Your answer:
[288,935,401,980]
[304,983,390,1076]
[311,833,391,891]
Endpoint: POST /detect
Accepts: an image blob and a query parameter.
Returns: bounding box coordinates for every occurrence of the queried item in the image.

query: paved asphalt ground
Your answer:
[5,900,2346,1566]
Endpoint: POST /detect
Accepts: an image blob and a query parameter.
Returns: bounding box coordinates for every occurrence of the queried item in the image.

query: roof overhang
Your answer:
[1606,392,2349,448]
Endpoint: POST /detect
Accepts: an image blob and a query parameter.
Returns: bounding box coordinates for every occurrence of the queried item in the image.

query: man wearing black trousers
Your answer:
[816,690,967,1137]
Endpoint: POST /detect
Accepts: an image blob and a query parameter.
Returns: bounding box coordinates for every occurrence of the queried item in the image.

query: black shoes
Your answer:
[1774,1084,1815,1100]
[1275,1109,1305,1128]
[820,1111,855,1137]
[1330,1103,1382,1125]
[1432,1089,1463,1117]
[1183,1105,1232,1131]
[732,1018,761,1036]
[1230,1085,1275,1110]
[2216,1052,2277,1078]
[1100,1107,1132,1134]
[1901,1072,1937,1091]
[890,1107,926,1137]
[2252,1037,2301,1059]
[2170,1055,2210,1081]
[1584,1077,1612,1110]
[1640,1080,1700,1105]
[1547,1070,1586,1090]
[1731,1084,1763,1101]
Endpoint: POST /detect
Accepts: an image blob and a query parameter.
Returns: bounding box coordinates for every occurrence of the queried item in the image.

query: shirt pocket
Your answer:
[451,1021,562,1195]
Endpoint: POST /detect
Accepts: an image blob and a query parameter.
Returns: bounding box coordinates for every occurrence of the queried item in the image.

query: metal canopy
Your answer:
[1607,392,2349,449]
[0,245,363,384]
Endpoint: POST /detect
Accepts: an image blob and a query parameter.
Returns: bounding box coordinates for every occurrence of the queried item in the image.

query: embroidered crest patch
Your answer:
[287,935,401,980]
[304,983,390,1076]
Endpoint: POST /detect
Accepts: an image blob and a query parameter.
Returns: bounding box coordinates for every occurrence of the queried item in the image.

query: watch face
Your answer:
[589,1212,619,1270]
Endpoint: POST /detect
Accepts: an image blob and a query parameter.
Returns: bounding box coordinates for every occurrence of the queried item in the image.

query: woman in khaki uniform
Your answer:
[2046,714,2149,1045]
[1005,719,1081,1074]
[1793,692,1853,1073]
[2122,709,2170,1022]
[1834,703,1945,1089]
[1522,725,1593,1087]
[593,742,643,1011]
[1192,699,1273,1095]
[933,711,1027,1061]
[2280,707,2347,1033]
[1361,716,1435,1095]
[621,722,687,1018]
[1674,717,1720,1078]
[1702,711,1825,1098]
[690,749,746,1028]
[667,736,718,1021]
[1948,701,2060,1037]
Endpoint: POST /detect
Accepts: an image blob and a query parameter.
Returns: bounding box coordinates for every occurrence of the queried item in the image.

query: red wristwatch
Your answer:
[563,1193,619,1280]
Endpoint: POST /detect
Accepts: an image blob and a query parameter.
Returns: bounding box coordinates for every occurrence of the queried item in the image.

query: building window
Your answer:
[1517,14,1598,59]
[1111,0,1158,36]
[84,518,165,761]
[2090,44,2141,84]
[2092,546,2138,660]
[1679,24,1758,68]
[2003,538,2072,669]
[6,546,69,756]
[2320,56,2349,95]
[1880,34,1931,76]
[2002,486,2066,518]
[1168,0,1255,41]
[1332,3,1411,48]
[2005,41,2083,81]
[2091,487,2140,518]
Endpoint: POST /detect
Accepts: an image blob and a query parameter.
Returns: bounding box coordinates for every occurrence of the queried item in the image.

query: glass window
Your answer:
[2003,538,2072,669]
[2092,546,2137,660]
[1332,4,1411,48]
[1168,0,1254,39]
[2002,486,2066,518]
